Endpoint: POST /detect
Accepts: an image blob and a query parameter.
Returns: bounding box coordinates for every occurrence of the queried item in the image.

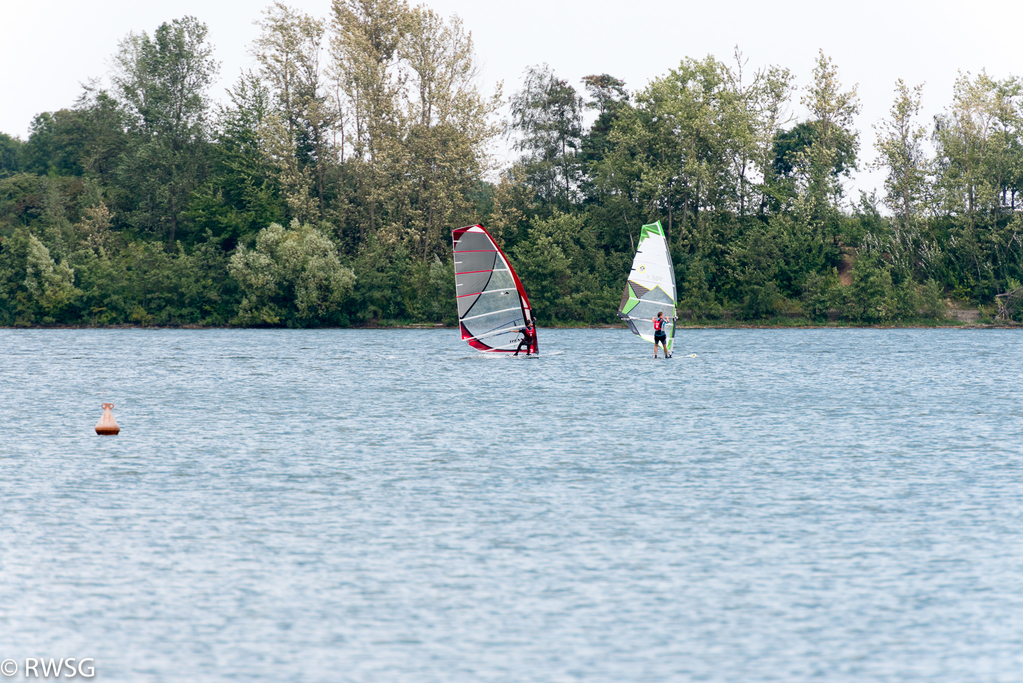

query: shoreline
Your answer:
[2,321,1019,331]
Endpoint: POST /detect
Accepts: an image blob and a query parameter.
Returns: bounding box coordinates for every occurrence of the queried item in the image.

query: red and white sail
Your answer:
[452,225,537,354]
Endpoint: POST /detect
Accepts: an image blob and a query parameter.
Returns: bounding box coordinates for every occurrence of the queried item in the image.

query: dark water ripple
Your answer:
[1,328,1022,682]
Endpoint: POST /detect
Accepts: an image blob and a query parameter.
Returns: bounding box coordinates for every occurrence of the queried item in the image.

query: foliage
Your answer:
[0,134,23,177]
[847,251,896,322]
[229,220,355,325]
[1,8,1021,329]
[112,16,219,244]
[510,64,584,209]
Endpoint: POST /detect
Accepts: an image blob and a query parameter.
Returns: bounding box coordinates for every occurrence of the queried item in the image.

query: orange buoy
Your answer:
[95,403,121,435]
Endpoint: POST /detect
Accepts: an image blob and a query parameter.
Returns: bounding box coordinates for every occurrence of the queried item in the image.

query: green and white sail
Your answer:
[617,221,677,352]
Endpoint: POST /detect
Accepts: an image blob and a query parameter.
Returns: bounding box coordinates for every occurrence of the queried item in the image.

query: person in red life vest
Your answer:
[652,311,670,358]
[514,317,536,356]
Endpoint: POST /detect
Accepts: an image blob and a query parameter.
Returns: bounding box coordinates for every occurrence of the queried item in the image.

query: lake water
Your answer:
[1,328,1022,682]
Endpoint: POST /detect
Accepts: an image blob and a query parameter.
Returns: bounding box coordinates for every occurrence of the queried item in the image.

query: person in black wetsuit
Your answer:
[514,318,536,356]
[652,311,670,358]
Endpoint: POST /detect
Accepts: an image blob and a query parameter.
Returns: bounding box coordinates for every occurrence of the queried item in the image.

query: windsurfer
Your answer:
[514,317,536,356]
[652,311,670,358]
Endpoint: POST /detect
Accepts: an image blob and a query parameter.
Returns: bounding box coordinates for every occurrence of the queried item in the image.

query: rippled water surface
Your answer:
[2,328,1022,682]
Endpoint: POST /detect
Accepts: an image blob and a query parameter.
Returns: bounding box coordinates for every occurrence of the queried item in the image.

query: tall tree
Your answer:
[579,74,629,166]
[785,51,860,275]
[724,49,793,218]
[796,51,860,218]
[873,80,929,237]
[933,71,1020,217]
[183,71,285,247]
[595,56,744,244]
[112,16,219,243]
[23,86,128,184]
[397,7,501,259]
[327,0,499,256]
[0,133,23,178]
[253,2,332,219]
[510,64,584,208]
[932,71,1023,292]
[329,0,409,236]
[329,0,407,159]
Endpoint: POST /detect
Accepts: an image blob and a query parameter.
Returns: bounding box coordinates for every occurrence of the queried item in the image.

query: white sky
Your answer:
[3,0,1022,201]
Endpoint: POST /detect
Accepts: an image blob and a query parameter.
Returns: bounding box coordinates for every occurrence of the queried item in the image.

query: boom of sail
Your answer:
[617,221,677,352]
[452,224,538,354]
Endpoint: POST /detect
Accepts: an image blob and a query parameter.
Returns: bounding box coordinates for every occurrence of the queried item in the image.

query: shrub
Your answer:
[229,220,355,326]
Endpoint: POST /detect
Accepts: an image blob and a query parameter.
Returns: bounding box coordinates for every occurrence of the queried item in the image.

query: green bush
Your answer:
[802,269,841,321]
[229,220,355,326]
[847,252,896,322]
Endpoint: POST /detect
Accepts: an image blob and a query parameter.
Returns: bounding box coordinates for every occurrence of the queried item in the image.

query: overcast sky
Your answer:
[3,0,1022,199]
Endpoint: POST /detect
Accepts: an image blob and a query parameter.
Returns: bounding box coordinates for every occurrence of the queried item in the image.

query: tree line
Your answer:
[1,0,1022,327]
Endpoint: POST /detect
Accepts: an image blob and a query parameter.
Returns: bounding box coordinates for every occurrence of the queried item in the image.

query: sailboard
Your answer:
[452,224,538,354]
[617,221,677,354]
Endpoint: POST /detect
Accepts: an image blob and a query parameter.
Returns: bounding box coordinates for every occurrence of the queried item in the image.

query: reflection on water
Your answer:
[2,328,1022,682]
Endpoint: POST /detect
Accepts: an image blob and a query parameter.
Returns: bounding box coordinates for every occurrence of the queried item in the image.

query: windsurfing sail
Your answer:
[617,221,677,353]
[452,224,538,354]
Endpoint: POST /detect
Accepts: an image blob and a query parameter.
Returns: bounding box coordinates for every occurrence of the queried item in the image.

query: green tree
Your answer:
[847,251,895,322]
[873,80,930,237]
[864,82,940,289]
[932,71,1023,296]
[797,51,860,206]
[0,226,81,325]
[511,229,571,323]
[726,224,783,319]
[515,211,620,322]
[229,219,356,325]
[579,74,629,166]
[24,232,82,321]
[771,121,855,182]
[510,64,584,208]
[598,57,734,245]
[184,71,285,249]
[724,49,794,219]
[329,0,410,240]
[0,133,23,177]
[327,0,499,262]
[593,54,789,249]
[785,51,860,278]
[254,2,333,220]
[397,7,501,260]
[113,16,219,243]
[801,267,841,321]
[22,87,128,185]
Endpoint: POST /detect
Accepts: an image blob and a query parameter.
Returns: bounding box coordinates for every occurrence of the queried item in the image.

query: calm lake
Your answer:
[2,328,1022,682]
